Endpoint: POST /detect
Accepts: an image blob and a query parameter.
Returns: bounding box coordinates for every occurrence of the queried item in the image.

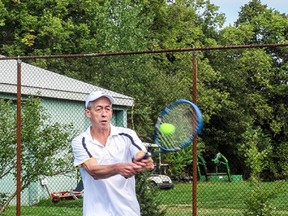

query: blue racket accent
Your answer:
[150,99,203,156]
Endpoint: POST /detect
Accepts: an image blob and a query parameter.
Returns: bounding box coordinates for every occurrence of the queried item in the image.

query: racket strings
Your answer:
[158,103,196,150]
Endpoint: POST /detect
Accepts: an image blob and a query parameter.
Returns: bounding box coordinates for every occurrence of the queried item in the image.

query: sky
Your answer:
[209,0,288,27]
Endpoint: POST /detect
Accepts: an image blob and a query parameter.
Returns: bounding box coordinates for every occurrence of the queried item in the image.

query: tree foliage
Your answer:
[0,0,287,182]
[136,171,166,216]
[0,96,76,212]
[239,123,285,216]
[210,0,288,179]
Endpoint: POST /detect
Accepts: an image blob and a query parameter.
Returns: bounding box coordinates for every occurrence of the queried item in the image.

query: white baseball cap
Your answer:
[85,91,115,108]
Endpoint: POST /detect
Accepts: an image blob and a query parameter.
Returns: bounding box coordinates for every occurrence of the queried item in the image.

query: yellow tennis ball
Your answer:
[159,123,175,135]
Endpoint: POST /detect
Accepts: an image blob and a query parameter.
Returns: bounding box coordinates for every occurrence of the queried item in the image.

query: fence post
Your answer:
[16,58,22,216]
[192,51,198,216]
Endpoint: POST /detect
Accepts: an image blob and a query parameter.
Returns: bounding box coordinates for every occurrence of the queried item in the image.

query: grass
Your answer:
[155,181,288,215]
[2,181,288,216]
[2,199,83,216]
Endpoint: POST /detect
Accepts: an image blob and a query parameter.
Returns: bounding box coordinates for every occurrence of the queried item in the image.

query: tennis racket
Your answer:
[142,99,203,159]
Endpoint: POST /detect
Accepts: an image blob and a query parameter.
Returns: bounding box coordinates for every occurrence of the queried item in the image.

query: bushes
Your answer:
[136,172,166,216]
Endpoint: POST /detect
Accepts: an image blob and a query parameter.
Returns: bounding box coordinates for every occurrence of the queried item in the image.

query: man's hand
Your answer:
[117,162,143,178]
[133,151,154,172]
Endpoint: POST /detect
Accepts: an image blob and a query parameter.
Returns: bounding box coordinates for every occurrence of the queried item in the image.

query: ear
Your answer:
[84,109,91,118]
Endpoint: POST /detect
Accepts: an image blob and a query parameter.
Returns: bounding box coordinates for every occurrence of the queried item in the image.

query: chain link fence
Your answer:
[0,45,287,216]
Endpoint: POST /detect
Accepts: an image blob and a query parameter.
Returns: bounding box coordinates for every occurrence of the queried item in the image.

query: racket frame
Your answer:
[151,99,203,156]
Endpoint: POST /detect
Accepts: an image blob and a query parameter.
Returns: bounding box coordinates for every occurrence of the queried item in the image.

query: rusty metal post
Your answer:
[16,58,22,216]
[192,51,198,216]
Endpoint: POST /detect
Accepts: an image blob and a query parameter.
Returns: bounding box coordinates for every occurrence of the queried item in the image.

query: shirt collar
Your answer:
[85,124,119,140]
[110,124,121,136]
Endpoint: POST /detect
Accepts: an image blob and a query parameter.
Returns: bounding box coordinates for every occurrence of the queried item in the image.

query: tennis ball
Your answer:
[159,123,175,135]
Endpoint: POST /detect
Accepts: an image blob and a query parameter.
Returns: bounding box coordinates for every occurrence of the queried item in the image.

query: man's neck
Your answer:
[90,125,110,145]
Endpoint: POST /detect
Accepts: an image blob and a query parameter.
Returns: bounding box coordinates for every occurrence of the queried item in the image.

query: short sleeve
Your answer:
[128,130,147,157]
[71,135,92,167]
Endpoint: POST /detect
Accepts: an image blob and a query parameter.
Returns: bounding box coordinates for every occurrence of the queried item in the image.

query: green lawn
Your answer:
[2,199,83,216]
[2,181,288,216]
[157,181,288,215]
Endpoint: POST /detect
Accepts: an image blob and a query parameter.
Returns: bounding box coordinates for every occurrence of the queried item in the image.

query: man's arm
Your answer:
[81,157,144,179]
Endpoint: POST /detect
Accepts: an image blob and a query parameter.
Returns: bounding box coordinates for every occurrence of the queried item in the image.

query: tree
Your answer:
[1,0,286,181]
[197,0,288,178]
[235,0,268,27]
[239,123,285,216]
[0,96,76,213]
[236,0,288,44]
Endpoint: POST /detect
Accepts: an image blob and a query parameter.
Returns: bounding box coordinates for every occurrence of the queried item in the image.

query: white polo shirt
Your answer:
[71,125,147,216]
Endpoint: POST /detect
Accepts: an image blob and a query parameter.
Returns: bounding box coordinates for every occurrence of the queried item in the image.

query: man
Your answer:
[71,91,154,216]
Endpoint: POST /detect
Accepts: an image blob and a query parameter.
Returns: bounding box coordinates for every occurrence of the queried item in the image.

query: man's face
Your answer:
[85,97,113,130]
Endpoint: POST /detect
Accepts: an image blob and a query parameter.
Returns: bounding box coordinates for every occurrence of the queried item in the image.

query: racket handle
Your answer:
[124,152,151,179]
[142,152,151,159]
[124,152,152,179]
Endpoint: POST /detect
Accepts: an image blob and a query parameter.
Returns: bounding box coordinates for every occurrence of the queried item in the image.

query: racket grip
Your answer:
[142,152,151,159]
[124,152,151,179]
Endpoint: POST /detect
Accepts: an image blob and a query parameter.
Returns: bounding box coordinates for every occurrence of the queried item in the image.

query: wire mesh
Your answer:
[0,46,287,216]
